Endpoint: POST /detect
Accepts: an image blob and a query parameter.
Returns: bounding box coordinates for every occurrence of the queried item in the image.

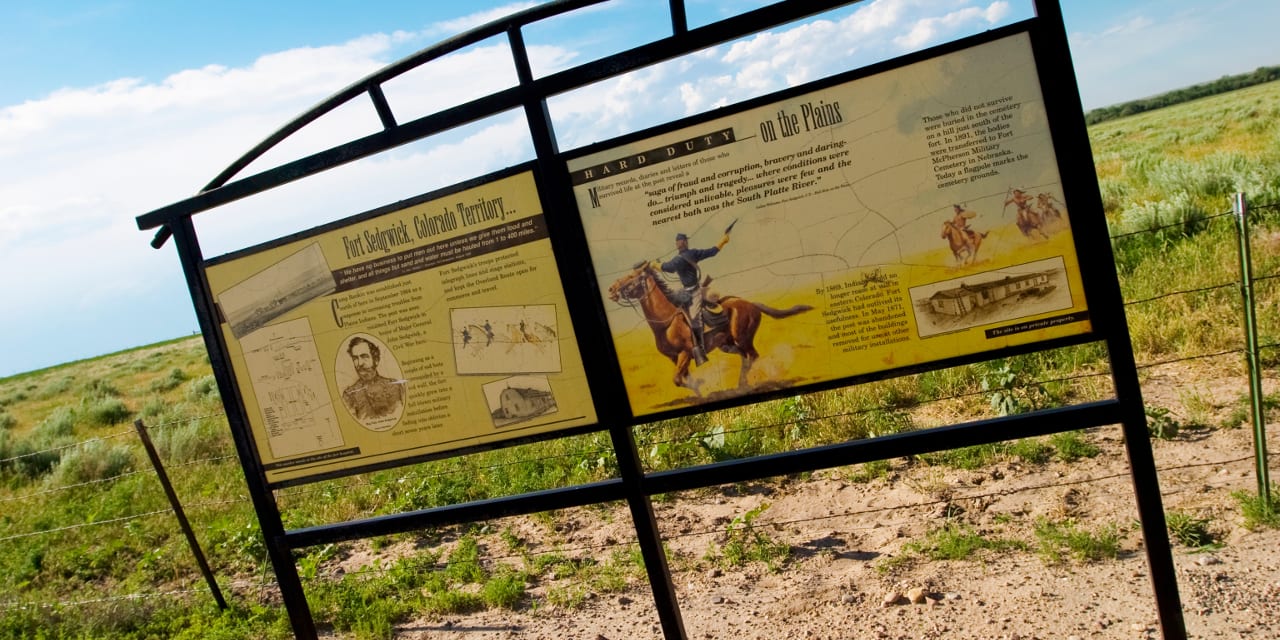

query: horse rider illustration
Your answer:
[652,225,732,365]
[1035,192,1064,221]
[1005,188,1047,240]
[950,203,984,246]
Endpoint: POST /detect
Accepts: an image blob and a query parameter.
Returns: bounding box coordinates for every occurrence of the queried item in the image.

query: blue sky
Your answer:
[2,0,1278,377]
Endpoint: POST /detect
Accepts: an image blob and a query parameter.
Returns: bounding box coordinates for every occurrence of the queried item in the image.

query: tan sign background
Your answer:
[205,171,596,484]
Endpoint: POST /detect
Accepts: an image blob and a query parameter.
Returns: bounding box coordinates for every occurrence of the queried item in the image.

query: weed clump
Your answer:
[1034,518,1121,564]
[1165,510,1219,548]
[1232,486,1280,529]
[1049,431,1100,462]
[707,503,791,572]
[905,522,1026,561]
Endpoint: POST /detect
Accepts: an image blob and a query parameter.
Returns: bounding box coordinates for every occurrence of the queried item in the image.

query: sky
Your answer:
[1,0,1278,378]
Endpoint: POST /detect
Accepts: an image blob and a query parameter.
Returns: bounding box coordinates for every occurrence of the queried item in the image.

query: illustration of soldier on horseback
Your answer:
[652,222,734,365]
[610,219,812,396]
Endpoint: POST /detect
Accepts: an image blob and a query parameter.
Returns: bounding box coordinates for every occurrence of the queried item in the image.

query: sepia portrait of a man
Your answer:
[339,335,405,426]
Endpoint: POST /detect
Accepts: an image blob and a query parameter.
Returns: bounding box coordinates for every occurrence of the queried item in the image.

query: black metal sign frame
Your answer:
[135,2,1186,638]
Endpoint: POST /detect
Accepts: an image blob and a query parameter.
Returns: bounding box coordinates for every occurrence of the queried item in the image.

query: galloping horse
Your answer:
[1015,204,1048,240]
[941,220,985,265]
[608,262,812,396]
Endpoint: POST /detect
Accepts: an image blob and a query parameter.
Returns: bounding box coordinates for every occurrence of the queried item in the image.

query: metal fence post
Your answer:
[134,419,229,610]
[1232,193,1272,505]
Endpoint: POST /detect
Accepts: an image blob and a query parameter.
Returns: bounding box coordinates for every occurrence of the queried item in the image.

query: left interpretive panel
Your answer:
[204,169,597,485]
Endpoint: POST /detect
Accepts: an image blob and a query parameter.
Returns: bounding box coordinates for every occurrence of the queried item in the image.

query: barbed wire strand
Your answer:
[0,508,171,543]
[0,352,1245,535]
[137,412,227,432]
[1,447,1267,610]
[274,445,615,504]
[292,452,1261,589]
[0,469,147,504]
[640,368,1114,452]
[1135,349,1242,371]
[0,452,240,506]
[1107,211,1234,240]
[1123,282,1237,307]
[0,429,137,466]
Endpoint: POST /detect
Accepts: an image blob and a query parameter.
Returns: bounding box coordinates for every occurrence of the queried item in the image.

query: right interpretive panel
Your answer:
[568,32,1092,416]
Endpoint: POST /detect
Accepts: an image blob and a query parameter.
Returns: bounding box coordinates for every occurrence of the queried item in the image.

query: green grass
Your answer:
[1165,510,1219,549]
[706,503,791,573]
[904,522,1026,561]
[1034,518,1123,564]
[1232,486,1280,529]
[1049,431,1100,462]
[843,458,893,483]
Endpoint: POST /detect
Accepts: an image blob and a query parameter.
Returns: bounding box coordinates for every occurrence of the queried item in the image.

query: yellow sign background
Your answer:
[569,33,1090,416]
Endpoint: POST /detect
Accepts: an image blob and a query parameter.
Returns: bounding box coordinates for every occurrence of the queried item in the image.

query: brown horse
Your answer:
[941,220,985,265]
[1014,204,1048,240]
[608,263,812,396]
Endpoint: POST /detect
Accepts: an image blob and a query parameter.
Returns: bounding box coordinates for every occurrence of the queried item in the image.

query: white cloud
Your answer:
[0,24,536,370]
[0,0,1042,374]
[426,2,542,36]
[542,1,1035,150]
[1099,15,1156,41]
[0,43,383,254]
[895,2,1012,49]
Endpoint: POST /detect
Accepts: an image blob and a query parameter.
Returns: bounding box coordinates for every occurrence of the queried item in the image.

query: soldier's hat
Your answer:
[675,232,688,241]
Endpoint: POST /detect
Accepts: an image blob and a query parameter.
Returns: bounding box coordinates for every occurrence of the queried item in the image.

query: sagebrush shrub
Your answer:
[186,375,220,403]
[49,439,135,485]
[149,368,188,393]
[86,397,131,426]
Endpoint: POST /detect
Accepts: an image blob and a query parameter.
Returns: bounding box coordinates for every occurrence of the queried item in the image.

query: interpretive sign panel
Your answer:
[569,32,1091,417]
[204,170,597,484]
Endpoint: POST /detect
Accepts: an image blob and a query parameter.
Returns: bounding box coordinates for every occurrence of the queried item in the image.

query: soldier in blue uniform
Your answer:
[655,231,730,365]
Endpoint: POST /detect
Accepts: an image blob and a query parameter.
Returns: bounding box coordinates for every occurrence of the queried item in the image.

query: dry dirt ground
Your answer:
[343,368,1279,640]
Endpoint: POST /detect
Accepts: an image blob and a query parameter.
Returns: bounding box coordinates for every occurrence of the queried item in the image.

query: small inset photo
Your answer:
[482,375,558,428]
[910,256,1073,338]
[335,333,406,431]
[451,304,562,375]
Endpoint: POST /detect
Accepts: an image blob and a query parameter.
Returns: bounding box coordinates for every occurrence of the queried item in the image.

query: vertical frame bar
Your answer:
[166,216,318,639]
[1031,1,1186,637]
[508,23,688,639]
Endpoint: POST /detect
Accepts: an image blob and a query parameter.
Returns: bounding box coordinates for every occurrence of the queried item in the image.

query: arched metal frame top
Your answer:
[137,0,861,248]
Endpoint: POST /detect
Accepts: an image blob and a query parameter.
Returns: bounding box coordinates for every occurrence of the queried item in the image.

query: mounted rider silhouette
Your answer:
[950,203,983,246]
[652,229,730,365]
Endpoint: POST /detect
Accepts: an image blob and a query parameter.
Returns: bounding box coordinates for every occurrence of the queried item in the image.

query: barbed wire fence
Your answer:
[0,198,1276,617]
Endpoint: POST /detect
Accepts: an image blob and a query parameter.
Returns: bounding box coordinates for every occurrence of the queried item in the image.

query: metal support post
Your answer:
[134,419,228,610]
[1233,192,1272,504]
